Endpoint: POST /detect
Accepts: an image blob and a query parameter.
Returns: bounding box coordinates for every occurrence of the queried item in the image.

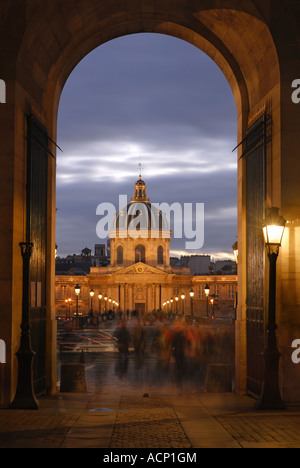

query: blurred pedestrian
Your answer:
[114,320,131,359]
[133,320,146,363]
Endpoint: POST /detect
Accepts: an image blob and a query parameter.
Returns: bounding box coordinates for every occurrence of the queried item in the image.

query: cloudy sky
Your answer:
[56,33,237,260]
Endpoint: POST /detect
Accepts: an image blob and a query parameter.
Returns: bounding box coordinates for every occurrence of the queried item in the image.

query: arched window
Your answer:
[117,246,123,265]
[157,246,164,265]
[135,244,146,263]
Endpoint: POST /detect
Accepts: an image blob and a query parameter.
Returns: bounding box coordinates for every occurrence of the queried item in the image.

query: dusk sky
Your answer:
[56,33,237,260]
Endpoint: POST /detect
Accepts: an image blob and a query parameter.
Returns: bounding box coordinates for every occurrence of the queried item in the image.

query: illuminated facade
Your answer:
[55,177,237,318]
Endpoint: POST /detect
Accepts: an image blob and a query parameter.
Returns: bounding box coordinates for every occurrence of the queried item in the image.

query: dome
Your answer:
[135,178,146,186]
[111,202,170,235]
[110,176,170,237]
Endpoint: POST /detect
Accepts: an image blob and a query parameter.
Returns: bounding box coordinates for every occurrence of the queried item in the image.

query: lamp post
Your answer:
[204,284,210,318]
[190,289,195,316]
[10,242,39,410]
[210,296,215,320]
[175,296,179,315]
[181,293,185,315]
[65,298,72,320]
[98,293,102,323]
[232,241,238,265]
[255,207,286,410]
[75,284,81,318]
[104,295,108,314]
[90,289,95,316]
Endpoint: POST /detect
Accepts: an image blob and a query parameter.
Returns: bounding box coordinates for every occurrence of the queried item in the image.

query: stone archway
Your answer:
[1,0,300,406]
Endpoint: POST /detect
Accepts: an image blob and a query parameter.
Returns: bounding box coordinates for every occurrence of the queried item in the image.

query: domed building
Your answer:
[55,175,237,319]
[109,176,172,270]
[87,175,191,316]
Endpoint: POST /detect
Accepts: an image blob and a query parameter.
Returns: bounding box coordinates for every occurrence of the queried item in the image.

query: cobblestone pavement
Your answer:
[1,392,300,448]
[216,413,300,448]
[109,395,191,449]
[1,347,300,448]
[0,406,82,448]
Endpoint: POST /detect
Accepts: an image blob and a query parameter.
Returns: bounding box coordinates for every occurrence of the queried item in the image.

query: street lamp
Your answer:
[255,207,286,410]
[210,296,215,320]
[232,241,238,264]
[104,295,108,313]
[98,292,102,316]
[65,298,72,319]
[75,284,81,318]
[10,242,39,410]
[190,289,195,316]
[90,289,95,315]
[181,293,185,315]
[204,284,210,318]
[175,296,179,315]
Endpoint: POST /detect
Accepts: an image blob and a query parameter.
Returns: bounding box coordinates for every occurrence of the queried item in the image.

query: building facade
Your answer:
[55,177,237,319]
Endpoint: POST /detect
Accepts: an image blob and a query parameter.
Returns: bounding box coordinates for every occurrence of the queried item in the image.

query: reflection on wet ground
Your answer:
[57,317,235,395]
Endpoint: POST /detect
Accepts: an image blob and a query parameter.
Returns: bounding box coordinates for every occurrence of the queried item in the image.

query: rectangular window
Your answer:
[228,284,236,299]
[60,285,67,300]
[212,284,220,296]
[197,285,205,300]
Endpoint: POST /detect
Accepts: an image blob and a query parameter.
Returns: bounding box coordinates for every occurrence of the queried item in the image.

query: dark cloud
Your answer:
[56,33,237,258]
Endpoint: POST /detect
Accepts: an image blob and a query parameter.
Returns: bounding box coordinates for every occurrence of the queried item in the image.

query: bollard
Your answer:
[60,363,87,393]
[205,363,232,393]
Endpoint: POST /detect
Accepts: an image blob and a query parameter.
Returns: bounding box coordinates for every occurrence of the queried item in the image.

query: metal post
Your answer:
[10,242,39,410]
[255,251,285,410]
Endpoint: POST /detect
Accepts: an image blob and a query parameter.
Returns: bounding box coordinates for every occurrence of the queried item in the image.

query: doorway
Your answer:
[135,303,146,317]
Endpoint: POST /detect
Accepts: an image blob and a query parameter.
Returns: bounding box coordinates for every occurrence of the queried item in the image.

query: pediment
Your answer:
[114,262,170,277]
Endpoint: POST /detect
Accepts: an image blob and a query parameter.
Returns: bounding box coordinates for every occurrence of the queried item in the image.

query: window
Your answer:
[228,284,236,299]
[197,285,205,300]
[117,246,123,264]
[135,244,146,263]
[60,285,67,300]
[157,246,164,265]
[212,284,220,296]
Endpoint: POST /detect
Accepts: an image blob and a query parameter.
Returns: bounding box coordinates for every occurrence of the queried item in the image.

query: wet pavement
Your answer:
[1,318,300,449]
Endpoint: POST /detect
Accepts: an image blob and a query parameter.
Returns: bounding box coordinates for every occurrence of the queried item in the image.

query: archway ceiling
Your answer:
[9,0,279,132]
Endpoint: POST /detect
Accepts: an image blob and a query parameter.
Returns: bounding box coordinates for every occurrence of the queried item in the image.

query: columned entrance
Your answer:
[135,304,146,317]
[1,1,300,406]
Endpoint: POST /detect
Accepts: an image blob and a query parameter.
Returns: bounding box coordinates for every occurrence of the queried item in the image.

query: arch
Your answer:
[117,245,124,265]
[4,0,300,406]
[157,246,164,265]
[135,245,146,264]
[22,4,279,400]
